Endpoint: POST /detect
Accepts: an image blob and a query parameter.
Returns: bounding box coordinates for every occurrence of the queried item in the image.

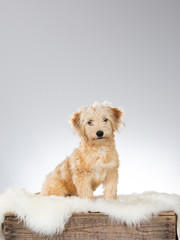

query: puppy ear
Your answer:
[71,111,81,134]
[111,107,123,131]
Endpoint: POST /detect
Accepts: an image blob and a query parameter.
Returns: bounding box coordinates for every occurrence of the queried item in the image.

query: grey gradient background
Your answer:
[0,0,180,195]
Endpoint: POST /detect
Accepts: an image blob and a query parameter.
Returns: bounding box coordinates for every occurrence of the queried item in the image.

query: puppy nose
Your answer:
[96,130,104,137]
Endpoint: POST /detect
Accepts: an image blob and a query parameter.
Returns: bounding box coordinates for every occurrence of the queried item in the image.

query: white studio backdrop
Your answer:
[0,0,179,195]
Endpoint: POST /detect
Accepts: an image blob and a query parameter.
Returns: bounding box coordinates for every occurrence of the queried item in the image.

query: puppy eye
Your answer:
[103,118,108,123]
[87,120,93,126]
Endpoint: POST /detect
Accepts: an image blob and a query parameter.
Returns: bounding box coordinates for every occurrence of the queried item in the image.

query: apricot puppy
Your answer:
[41,102,123,200]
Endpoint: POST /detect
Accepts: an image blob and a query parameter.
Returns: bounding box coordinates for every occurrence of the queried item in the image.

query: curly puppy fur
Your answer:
[41,102,123,200]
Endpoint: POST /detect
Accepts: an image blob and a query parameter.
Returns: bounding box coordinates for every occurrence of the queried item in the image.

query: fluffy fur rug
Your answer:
[0,188,180,240]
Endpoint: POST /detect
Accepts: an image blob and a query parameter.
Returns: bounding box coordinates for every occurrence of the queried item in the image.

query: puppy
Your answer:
[41,102,123,200]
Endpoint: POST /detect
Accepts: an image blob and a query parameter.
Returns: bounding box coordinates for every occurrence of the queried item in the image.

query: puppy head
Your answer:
[71,102,123,143]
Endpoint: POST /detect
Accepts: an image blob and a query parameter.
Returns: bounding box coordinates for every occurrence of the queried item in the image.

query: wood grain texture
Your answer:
[3,211,177,240]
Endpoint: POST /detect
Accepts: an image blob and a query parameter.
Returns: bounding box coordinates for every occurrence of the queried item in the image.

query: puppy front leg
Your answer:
[103,168,118,200]
[73,172,94,199]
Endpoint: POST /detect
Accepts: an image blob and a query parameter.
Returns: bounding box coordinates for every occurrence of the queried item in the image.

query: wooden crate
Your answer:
[2,211,177,240]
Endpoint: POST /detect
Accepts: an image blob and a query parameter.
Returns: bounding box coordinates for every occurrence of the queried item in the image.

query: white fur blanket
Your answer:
[0,188,180,240]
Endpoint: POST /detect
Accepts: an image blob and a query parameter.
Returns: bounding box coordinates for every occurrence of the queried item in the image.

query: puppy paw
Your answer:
[103,194,117,200]
[78,192,94,200]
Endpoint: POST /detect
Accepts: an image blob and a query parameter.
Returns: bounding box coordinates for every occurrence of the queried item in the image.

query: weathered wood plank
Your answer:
[3,211,177,240]
[3,211,176,217]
